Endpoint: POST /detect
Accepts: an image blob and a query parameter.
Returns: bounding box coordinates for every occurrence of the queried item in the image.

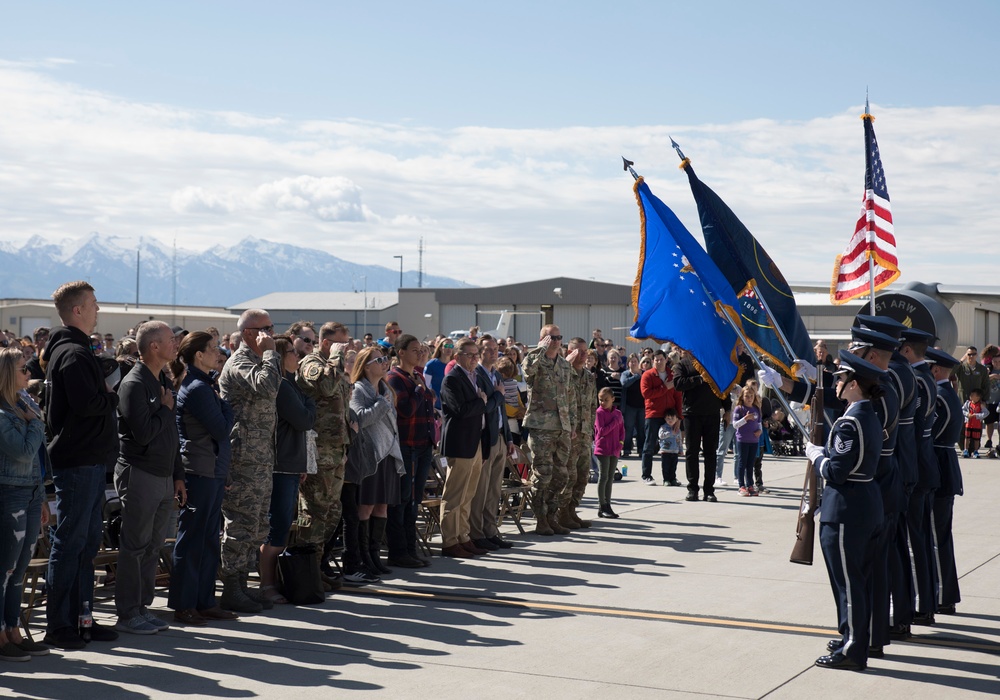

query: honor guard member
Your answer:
[805,350,886,672]
[853,314,919,639]
[295,322,352,589]
[563,338,598,530]
[926,347,965,615]
[846,326,903,657]
[898,327,939,627]
[521,325,573,536]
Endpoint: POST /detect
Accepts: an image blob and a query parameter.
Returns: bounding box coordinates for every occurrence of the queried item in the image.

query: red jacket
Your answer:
[641,367,682,419]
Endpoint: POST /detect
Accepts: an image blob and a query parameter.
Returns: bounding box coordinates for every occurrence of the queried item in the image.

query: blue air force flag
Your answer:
[630,177,741,398]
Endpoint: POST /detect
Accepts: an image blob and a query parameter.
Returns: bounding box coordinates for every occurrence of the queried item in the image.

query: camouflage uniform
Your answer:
[294,346,352,547]
[219,344,281,576]
[522,346,572,522]
[566,366,598,508]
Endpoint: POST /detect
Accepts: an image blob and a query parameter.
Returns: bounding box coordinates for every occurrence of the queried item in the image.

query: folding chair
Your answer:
[19,520,51,642]
[498,453,532,534]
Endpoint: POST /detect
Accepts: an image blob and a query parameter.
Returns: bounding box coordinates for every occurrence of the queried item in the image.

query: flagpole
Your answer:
[624,157,810,441]
[668,138,801,367]
[864,94,877,315]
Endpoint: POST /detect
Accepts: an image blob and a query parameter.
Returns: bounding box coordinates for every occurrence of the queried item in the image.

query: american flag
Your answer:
[830,103,901,304]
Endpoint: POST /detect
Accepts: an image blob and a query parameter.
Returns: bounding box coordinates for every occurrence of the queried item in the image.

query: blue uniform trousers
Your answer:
[820,520,879,664]
[931,495,960,608]
[905,488,937,615]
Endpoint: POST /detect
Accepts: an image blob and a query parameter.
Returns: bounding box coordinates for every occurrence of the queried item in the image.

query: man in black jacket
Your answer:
[43,281,120,649]
[113,321,186,635]
[673,349,728,502]
[439,337,487,558]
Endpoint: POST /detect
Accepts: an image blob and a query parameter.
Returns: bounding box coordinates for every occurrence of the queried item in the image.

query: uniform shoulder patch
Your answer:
[303,363,322,381]
[833,435,854,454]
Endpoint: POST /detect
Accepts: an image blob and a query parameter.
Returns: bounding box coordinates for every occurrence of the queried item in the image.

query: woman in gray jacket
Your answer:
[342,346,404,584]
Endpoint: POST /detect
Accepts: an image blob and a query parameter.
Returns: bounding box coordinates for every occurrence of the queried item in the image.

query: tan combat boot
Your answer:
[557,506,581,530]
[569,505,591,528]
[548,512,571,535]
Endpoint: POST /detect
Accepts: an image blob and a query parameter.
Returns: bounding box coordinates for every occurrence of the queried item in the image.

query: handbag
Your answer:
[276,545,325,605]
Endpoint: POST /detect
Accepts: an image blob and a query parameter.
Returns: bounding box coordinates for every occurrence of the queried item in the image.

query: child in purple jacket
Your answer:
[594,387,625,518]
[732,384,762,496]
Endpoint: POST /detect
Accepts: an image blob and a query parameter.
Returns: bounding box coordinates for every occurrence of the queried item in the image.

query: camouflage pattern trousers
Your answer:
[221,457,273,576]
[294,447,347,547]
[566,435,594,508]
[527,428,571,520]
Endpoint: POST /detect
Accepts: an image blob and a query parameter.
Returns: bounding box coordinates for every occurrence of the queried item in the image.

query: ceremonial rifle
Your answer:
[789,366,824,565]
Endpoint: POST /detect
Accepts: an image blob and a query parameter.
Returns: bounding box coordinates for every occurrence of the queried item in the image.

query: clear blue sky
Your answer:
[4,1,995,128]
[0,1,997,288]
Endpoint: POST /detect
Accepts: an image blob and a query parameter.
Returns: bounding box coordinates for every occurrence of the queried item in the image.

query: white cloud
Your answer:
[0,61,997,290]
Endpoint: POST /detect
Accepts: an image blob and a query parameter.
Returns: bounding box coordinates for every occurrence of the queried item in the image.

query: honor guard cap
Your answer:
[924,347,960,369]
[853,314,907,340]
[849,327,899,352]
[899,328,937,344]
[834,349,887,383]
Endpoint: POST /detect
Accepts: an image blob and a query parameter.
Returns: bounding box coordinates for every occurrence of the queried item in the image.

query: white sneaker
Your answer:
[714,478,726,487]
[642,476,656,485]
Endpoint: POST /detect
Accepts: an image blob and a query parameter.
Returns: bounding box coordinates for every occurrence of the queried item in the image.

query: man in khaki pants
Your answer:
[439,338,488,558]
[470,335,514,551]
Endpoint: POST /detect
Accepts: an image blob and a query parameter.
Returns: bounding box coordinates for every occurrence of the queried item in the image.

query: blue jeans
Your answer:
[47,464,107,634]
[0,484,45,630]
[736,441,757,488]
[387,443,434,557]
[622,404,645,456]
[267,473,301,548]
[641,417,666,480]
[169,474,225,611]
[716,422,736,479]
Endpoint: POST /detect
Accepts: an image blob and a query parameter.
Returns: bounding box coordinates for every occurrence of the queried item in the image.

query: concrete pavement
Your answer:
[2,451,997,699]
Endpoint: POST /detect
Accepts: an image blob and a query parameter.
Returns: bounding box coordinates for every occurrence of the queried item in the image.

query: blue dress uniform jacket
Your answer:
[932,379,965,610]
[815,399,883,666]
[907,360,939,617]
[888,354,918,492]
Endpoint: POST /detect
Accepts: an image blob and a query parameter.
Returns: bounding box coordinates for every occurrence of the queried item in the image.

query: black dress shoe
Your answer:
[488,536,513,549]
[473,538,500,551]
[826,639,842,652]
[868,646,884,658]
[386,554,425,568]
[912,612,935,626]
[815,653,866,671]
[937,604,956,615]
[684,493,699,502]
[703,493,718,502]
[888,623,911,640]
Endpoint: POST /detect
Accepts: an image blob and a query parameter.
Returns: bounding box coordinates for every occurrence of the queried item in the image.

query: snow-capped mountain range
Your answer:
[0,234,465,306]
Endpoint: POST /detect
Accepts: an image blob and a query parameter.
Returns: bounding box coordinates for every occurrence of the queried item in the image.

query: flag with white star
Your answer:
[630,177,741,398]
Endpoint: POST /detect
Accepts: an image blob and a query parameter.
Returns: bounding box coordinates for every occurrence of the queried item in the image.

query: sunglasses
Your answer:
[246,325,275,334]
[300,337,315,345]
[549,335,563,341]
[367,356,391,366]
[442,343,454,349]
[17,366,29,375]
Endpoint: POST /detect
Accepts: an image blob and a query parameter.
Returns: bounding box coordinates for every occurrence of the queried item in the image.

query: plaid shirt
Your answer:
[387,366,436,447]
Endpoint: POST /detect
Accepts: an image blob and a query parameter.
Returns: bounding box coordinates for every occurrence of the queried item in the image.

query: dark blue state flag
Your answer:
[677,154,814,375]
[630,177,741,398]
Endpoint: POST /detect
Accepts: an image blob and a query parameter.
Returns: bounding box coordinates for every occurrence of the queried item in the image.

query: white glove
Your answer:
[757,365,781,390]
[733,416,748,429]
[805,442,825,464]
[792,358,817,382]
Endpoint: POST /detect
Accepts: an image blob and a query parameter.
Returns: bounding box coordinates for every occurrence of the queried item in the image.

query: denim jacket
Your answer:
[0,403,46,486]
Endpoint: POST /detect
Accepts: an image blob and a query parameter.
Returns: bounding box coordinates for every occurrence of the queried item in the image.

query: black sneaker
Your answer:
[89,621,120,642]
[703,493,718,502]
[684,493,699,502]
[43,628,86,650]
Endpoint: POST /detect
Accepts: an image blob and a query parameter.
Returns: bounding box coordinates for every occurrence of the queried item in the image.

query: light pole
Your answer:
[393,255,403,289]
